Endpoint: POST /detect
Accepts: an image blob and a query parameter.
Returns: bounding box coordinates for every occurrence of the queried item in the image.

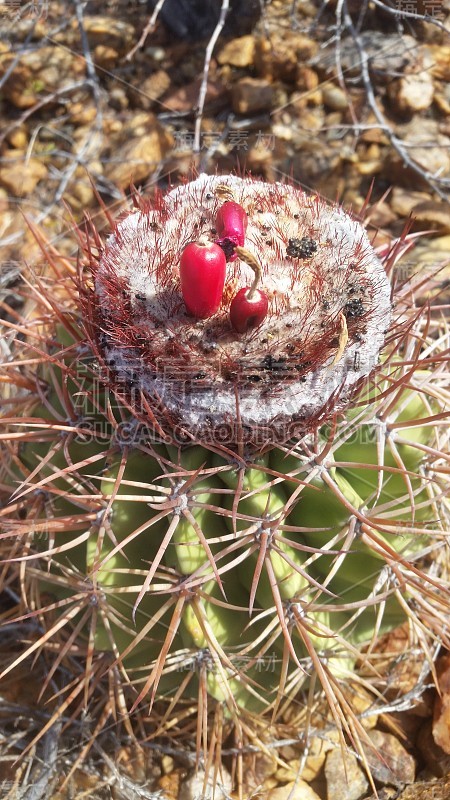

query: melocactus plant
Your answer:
[0,174,449,789]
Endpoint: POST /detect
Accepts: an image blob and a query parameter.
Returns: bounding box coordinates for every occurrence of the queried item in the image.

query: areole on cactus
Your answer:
[0,173,449,794]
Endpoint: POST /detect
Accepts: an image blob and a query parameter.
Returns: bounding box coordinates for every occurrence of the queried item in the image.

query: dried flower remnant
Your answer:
[90,175,391,445]
[215,199,248,262]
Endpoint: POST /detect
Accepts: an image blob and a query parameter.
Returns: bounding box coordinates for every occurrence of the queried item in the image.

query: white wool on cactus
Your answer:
[93,174,392,445]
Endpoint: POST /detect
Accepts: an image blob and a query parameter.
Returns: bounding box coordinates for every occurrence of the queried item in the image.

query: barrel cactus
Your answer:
[0,173,449,791]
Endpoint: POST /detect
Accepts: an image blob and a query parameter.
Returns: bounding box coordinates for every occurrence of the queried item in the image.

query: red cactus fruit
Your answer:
[230,287,269,333]
[180,240,226,319]
[215,199,248,261]
[230,246,269,333]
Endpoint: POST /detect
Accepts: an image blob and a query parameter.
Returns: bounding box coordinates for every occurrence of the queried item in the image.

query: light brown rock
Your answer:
[312,33,419,81]
[433,654,450,755]
[0,152,47,196]
[104,132,172,187]
[296,66,319,93]
[396,776,450,800]
[103,114,173,188]
[417,719,450,778]
[360,124,390,145]
[406,235,450,303]
[81,16,135,53]
[93,45,119,71]
[385,119,450,188]
[0,46,85,109]
[163,78,225,113]
[366,200,398,229]
[430,44,450,81]
[108,87,129,111]
[70,103,98,126]
[367,730,416,785]
[116,744,148,783]
[0,187,8,215]
[357,159,383,176]
[66,164,102,211]
[255,32,317,83]
[412,201,450,233]
[160,754,174,775]
[242,750,278,795]
[246,144,274,171]
[217,35,255,67]
[6,128,28,149]
[232,77,276,114]
[133,70,172,110]
[387,45,434,113]
[346,684,379,731]
[268,779,322,800]
[322,85,348,111]
[103,117,123,137]
[388,70,434,113]
[275,761,304,784]
[292,138,341,190]
[390,187,431,217]
[325,747,369,800]
[3,14,47,42]
[179,767,232,800]
[434,86,450,116]
[276,735,336,784]
[158,769,182,800]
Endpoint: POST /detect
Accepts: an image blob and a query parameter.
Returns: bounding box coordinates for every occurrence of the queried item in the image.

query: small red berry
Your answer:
[230,287,269,334]
[230,246,268,333]
[215,201,248,261]
[180,241,226,319]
